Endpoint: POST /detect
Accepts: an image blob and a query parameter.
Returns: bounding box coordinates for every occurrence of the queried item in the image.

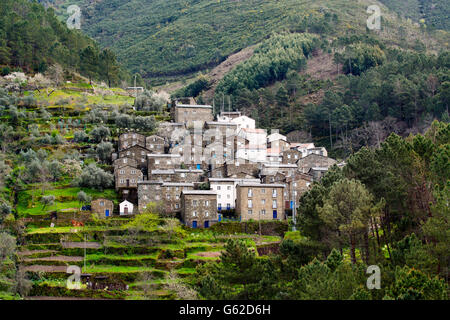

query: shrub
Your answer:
[74,163,113,191]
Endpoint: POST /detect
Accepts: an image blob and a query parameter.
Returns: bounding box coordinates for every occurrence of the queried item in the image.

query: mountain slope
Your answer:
[379,0,450,30]
[0,0,127,85]
[39,0,449,82]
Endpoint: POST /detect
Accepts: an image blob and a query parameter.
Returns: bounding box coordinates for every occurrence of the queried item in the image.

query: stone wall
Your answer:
[181,193,217,228]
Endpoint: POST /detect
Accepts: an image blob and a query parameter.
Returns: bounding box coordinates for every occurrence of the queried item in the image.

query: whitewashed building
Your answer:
[209,178,261,211]
[119,200,135,216]
[231,115,256,131]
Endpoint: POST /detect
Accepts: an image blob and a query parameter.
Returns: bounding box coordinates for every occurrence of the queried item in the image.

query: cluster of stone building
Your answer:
[92,102,339,228]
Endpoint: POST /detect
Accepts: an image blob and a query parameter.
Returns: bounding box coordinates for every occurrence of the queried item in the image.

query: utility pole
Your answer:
[292,181,297,231]
[84,234,87,272]
[222,92,225,114]
[259,210,262,237]
[134,74,137,99]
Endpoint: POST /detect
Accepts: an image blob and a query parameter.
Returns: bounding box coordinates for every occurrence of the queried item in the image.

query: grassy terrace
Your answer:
[20,209,284,299]
[17,187,118,217]
[26,85,134,108]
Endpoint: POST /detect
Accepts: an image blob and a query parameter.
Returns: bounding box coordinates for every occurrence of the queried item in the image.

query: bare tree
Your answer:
[165,271,198,300]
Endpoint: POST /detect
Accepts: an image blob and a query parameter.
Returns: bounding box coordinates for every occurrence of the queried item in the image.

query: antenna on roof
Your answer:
[221,92,225,114]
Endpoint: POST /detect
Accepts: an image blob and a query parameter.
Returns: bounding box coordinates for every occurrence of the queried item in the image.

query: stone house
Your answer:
[296,154,337,174]
[113,157,137,170]
[210,165,226,178]
[114,165,143,191]
[147,154,181,172]
[146,135,165,154]
[91,198,114,218]
[225,162,259,179]
[173,104,214,128]
[284,173,313,209]
[308,167,330,181]
[261,172,286,184]
[181,190,218,228]
[118,145,150,171]
[137,181,164,212]
[282,149,303,164]
[161,182,195,213]
[260,163,298,177]
[173,169,204,183]
[305,147,328,157]
[148,169,176,182]
[235,183,285,221]
[137,181,195,213]
[157,122,186,142]
[204,140,234,166]
[118,132,146,151]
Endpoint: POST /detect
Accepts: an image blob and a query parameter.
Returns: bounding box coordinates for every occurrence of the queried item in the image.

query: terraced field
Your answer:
[19,215,283,300]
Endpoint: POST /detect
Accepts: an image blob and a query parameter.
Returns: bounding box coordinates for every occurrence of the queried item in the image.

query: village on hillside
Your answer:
[98,99,342,228]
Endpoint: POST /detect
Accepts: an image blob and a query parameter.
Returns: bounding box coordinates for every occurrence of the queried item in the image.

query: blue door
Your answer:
[273,210,277,219]
[192,221,197,228]
[218,214,222,222]
[204,221,209,228]
[105,210,110,217]
[196,164,201,170]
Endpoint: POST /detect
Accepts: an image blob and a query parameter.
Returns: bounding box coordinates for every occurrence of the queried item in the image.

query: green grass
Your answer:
[86,253,159,262]
[32,87,134,108]
[283,231,304,241]
[82,265,165,273]
[175,267,197,275]
[17,187,117,217]
[25,225,121,235]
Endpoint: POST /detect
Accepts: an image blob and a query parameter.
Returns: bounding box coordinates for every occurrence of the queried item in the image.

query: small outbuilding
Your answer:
[119,200,135,216]
[91,198,114,218]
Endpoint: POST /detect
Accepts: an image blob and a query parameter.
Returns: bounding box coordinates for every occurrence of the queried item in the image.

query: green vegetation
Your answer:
[17,187,117,217]
[379,0,450,30]
[40,0,447,83]
[216,33,319,95]
[0,0,127,85]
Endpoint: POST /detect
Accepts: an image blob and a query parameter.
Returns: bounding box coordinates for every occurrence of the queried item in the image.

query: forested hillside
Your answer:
[379,0,450,30]
[0,0,127,85]
[38,0,448,81]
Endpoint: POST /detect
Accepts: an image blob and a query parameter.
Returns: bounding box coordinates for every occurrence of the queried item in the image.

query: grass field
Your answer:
[17,187,118,217]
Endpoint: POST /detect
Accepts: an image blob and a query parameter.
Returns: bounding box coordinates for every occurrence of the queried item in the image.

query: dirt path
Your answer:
[23,265,69,273]
[17,250,57,257]
[193,251,222,258]
[23,256,83,262]
[62,241,101,249]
